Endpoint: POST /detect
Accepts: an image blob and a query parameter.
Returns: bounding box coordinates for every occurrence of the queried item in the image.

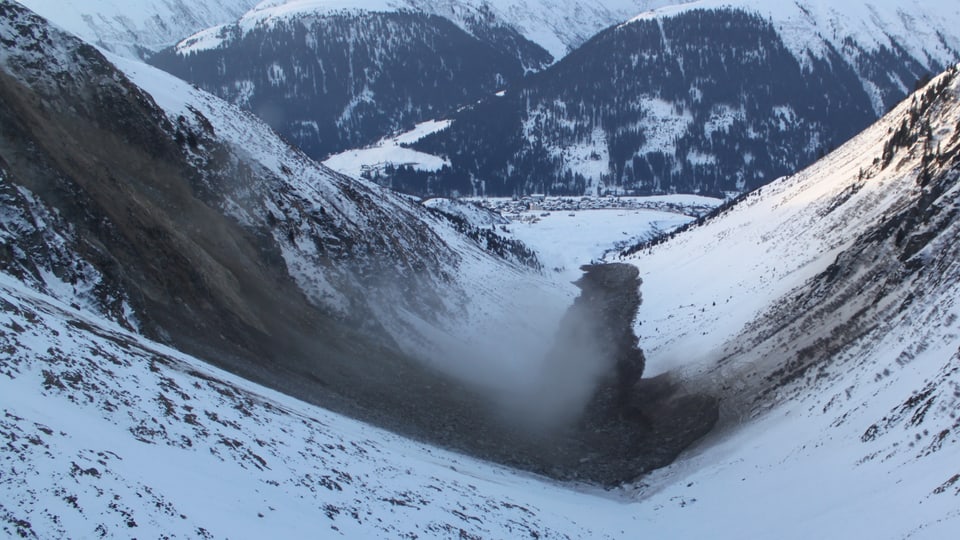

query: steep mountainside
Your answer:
[2,0,726,488]
[601,62,960,537]
[150,6,546,160]
[2,41,959,540]
[409,1,960,196]
[14,0,259,58]
[0,0,588,473]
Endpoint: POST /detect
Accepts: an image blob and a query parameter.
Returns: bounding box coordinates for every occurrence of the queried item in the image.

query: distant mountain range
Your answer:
[138,0,960,198]
[408,1,960,196]
[150,9,548,159]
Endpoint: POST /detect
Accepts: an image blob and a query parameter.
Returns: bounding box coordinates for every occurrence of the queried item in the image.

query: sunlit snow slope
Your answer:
[618,65,960,537]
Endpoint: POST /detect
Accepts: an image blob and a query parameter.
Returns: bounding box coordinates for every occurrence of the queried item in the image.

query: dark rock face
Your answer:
[560,263,646,416]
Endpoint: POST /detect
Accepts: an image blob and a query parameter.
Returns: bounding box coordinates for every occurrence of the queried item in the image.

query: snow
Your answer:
[0,274,595,538]
[422,198,509,227]
[626,90,922,373]
[519,106,613,188]
[410,0,689,60]
[105,48,567,404]
[509,208,693,281]
[636,97,693,157]
[566,127,611,191]
[323,119,452,178]
[15,0,260,58]
[5,2,960,537]
[170,0,692,60]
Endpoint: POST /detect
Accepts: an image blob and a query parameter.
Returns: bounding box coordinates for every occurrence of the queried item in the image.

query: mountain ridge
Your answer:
[14,0,261,58]
[406,2,959,197]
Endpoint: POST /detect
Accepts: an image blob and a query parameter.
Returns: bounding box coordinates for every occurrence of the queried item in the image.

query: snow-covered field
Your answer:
[323,119,452,179]
[506,208,692,281]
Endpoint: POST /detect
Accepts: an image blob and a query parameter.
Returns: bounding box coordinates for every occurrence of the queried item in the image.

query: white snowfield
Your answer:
[14,0,260,58]
[323,119,452,179]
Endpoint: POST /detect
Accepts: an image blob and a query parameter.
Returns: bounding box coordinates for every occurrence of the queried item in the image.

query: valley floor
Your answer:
[3,269,958,539]
[4,199,958,538]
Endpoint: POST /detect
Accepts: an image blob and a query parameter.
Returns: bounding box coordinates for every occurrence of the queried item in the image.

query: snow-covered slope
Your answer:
[3,66,960,537]
[1,0,593,479]
[322,119,453,181]
[14,0,260,58]
[614,64,960,535]
[629,0,960,115]
[630,65,959,380]
[0,275,596,539]
[415,0,685,60]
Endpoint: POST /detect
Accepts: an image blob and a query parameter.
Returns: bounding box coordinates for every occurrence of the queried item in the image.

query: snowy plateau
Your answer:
[2,1,960,540]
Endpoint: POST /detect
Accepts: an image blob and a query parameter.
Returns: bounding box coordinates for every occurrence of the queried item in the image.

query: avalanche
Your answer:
[2,0,960,537]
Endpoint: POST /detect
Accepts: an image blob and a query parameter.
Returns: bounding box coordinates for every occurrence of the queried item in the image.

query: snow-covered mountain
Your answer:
[606,61,960,537]
[2,0,726,488]
[14,0,260,58]
[191,0,688,62]
[3,44,960,540]
[4,0,960,536]
[2,0,624,476]
[400,0,686,61]
[149,4,548,161]
[410,1,960,196]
